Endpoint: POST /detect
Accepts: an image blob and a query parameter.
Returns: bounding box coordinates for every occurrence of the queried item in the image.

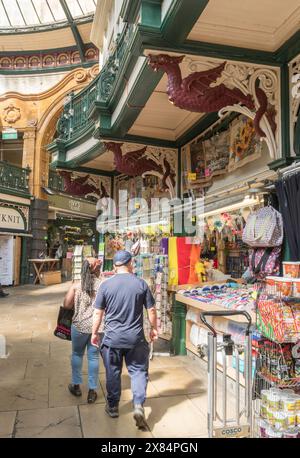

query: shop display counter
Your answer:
[175,290,256,386]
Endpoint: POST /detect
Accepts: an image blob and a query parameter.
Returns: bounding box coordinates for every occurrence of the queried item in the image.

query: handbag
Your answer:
[54,306,74,341]
[248,247,281,279]
[242,206,283,247]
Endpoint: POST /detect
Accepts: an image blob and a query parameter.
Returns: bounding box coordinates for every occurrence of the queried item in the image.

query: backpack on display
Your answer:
[242,206,283,247]
[248,247,281,279]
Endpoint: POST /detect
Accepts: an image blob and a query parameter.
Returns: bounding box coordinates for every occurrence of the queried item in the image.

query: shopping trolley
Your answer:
[199,310,253,438]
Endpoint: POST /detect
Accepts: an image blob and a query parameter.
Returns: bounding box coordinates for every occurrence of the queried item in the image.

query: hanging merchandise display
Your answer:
[275,170,300,261]
[228,116,262,172]
[253,264,300,439]
[72,245,83,281]
[242,206,283,248]
[133,253,172,338]
[248,247,281,280]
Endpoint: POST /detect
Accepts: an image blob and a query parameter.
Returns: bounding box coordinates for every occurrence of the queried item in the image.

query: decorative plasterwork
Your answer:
[186,58,280,160]
[290,55,300,156]
[3,103,21,124]
[110,142,177,199]
[0,47,98,72]
[74,69,88,83]
[0,65,99,102]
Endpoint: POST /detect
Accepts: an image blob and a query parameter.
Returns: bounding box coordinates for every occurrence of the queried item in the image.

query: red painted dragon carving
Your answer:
[148,54,276,138]
[104,142,175,190]
[59,171,109,199]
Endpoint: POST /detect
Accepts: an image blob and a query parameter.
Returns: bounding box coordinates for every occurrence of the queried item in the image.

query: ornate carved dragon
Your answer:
[104,142,175,191]
[148,54,274,139]
[59,171,101,198]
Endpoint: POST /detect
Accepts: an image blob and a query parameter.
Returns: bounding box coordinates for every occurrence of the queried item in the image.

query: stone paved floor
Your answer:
[0,282,229,438]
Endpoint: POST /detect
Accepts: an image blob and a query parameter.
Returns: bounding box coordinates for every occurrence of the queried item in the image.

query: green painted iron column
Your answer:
[170,146,187,355]
[20,237,29,285]
[170,297,187,356]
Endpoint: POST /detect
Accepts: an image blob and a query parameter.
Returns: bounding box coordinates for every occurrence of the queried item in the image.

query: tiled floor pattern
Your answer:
[0,283,238,438]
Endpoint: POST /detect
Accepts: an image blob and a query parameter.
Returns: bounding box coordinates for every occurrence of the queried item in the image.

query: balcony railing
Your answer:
[0,161,30,195]
[48,171,65,193]
[56,23,135,142]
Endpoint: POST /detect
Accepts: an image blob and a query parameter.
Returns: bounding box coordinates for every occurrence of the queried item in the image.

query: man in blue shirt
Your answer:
[92,250,158,429]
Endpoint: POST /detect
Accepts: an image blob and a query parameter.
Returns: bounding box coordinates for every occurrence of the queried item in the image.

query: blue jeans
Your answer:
[71,325,99,390]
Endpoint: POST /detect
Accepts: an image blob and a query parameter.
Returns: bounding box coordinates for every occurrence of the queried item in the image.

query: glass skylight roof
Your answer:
[0,0,97,30]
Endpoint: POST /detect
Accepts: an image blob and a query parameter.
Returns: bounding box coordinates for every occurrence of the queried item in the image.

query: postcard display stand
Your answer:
[72,245,83,281]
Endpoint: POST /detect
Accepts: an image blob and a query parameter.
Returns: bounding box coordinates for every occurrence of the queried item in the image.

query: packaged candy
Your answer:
[267,390,281,411]
[287,412,296,428]
[261,390,269,406]
[282,262,300,278]
[293,279,300,298]
[273,411,288,430]
[281,395,297,413]
[267,427,282,438]
[258,419,268,438]
[275,278,293,296]
[267,408,275,425]
[260,404,268,419]
[283,428,299,438]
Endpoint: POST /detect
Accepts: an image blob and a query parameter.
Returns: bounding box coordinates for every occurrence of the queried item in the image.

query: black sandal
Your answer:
[87,389,98,404]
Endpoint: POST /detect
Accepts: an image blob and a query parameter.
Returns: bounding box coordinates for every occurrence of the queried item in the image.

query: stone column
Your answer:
[23,128,36,195]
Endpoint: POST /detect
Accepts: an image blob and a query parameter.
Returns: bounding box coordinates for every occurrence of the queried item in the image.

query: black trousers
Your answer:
[101,340,150,407]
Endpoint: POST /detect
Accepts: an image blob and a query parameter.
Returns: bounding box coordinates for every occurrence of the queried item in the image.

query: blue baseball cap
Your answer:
[113,250,132,266]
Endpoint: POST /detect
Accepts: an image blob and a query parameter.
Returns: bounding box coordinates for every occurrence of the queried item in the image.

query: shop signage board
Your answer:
[48,194,97,217]
[0,236,14,285]
[2,128,18,140]
[0,206,26,231]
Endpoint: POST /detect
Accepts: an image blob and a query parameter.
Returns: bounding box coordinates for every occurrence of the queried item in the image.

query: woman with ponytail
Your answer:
[63,257,103,403]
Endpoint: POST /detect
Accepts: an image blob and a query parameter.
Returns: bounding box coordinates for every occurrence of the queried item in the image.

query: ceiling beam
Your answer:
[59,0,86,62]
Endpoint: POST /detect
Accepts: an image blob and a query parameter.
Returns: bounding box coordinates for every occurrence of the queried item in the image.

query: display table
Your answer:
[28,259,61,284]
[175,294,256,323]
[175,291,256,385]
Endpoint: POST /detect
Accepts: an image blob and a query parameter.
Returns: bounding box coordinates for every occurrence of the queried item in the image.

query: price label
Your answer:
[191,216,196,222]
[210,246,216,252]
[251,290,258,300]
[135,202,140,209]
[188,173,197,181]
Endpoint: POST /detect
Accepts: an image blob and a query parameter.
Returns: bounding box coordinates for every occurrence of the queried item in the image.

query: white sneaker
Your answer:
[133,404,148,430]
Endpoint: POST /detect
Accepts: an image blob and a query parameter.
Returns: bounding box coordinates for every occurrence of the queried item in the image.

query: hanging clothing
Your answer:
[168,237,179,286]
[276,173,300,260]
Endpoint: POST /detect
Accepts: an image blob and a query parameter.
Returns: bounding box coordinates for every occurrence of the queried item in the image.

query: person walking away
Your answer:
[63,257,103,403]
[92,250,158,429]
[0,283,8,298]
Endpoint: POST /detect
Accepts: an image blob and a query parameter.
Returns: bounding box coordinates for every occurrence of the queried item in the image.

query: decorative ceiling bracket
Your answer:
[148,54,280,159]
